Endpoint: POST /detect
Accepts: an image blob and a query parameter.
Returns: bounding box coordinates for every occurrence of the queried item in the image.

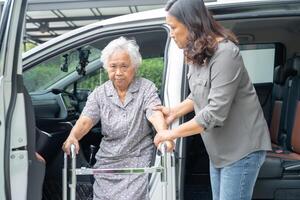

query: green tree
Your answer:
[138,57,164,89]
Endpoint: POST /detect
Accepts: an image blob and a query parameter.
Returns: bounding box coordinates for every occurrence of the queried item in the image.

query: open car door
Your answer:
[0,0,44,199]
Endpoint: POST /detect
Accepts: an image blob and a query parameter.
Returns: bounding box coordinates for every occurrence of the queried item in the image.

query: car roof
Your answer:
[23,0,300,60]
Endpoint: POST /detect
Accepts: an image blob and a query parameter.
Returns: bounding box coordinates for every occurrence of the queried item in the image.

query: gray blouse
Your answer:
[81,77,161,159]
[188,40,272,168]
[81,77,161,200]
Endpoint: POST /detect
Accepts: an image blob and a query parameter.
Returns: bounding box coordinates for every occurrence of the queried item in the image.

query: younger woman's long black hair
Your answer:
[166,0,238,65]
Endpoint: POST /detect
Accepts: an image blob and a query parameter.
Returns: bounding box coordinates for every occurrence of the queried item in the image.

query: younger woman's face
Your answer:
[166,14,189,49]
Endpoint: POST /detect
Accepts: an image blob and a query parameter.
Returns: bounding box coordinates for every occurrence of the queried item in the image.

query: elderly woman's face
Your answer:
[107,51,136,91]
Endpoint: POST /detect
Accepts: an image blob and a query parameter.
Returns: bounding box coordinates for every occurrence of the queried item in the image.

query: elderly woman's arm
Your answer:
[62,116,94,155]
[148,111,174,151]
[148,111,168,131]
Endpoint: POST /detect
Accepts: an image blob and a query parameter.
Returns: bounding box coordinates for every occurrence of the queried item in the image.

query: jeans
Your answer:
[210,150,266,200]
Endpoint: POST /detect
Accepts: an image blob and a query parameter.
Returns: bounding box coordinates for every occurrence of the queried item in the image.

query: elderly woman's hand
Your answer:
[163,140,175,152]
[62,136,80,155]
[154,130,175,152]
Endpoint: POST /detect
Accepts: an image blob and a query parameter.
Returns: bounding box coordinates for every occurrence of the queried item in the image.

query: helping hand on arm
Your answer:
[154,119,205,147]
[153,99,204,147]
[154,98,195,124]
[150,98,195,151]
[148,111,175,152]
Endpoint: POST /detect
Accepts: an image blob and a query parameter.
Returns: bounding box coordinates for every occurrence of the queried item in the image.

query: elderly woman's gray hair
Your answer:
[100,36,142,69]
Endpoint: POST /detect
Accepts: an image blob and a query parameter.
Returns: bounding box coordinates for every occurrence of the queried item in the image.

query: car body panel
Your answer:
[0,0,28,199]
[1,0,300,199]
[22,1,300,199]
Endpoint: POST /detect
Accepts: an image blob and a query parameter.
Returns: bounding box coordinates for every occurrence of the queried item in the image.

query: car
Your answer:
[1,0,300,199]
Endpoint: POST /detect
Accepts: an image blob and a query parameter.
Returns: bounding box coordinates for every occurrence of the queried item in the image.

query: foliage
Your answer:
[24,52,164,93]
[72,57,164,91]
[138,57,164,90]
[24,53,78,92]
[24,47,101,92]
[23,42,37,52]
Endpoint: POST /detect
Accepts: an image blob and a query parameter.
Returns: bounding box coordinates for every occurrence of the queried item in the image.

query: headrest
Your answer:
[274,58,298,85]
[291,54,300,75]
[274,65,282,84]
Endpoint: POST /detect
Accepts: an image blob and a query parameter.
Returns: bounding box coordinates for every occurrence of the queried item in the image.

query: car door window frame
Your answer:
[0,0,28,199]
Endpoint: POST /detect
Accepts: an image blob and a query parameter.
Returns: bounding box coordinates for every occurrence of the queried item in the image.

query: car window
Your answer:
[65,56,165,93]
[62,28,168,95]
[25,29,168,95]
[239,44,275,84]
[66,68,108,92]
[23,46,101,93]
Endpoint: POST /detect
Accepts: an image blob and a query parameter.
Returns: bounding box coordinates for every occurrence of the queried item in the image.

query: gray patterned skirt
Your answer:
[93,154,152,200]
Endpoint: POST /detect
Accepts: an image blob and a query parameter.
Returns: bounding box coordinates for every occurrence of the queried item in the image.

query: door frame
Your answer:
[0,0,28,199]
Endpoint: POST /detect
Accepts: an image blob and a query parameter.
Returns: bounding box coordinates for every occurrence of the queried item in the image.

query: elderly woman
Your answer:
[62,36,171,200]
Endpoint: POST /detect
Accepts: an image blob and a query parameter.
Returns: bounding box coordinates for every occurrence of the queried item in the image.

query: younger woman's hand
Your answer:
[153,106,177,125]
